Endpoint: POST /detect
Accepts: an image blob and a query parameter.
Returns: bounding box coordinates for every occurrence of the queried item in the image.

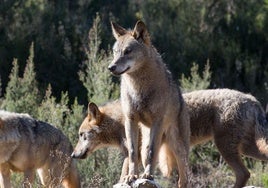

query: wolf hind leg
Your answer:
[158,142,176,177]
[214,136,250,188]
[167,132,190,188]
[166,116,191,188]
[241,141,268,161]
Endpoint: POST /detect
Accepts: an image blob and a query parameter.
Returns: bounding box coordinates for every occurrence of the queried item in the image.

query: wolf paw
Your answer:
[140,173,154,180]
[124,175,138,184]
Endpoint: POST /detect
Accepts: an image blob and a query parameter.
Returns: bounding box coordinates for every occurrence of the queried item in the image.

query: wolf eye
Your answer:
[83,134,87,141]
[124,48,132,55]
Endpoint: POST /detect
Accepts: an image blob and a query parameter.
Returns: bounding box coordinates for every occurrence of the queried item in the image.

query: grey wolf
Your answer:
[159,89,268,188]
[72,89,268,188]
[71,101,128,182]
[107,20,191,187]
[0,110,80,188]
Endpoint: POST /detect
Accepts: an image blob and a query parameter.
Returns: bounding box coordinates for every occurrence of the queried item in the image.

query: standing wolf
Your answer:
[159,89,268,188]
[72,89,268,188]
[0,111,80,188]
[108,21,190,187]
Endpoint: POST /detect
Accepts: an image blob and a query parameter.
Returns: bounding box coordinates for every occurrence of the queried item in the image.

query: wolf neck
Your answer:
[122,54,169,92]
[102,117,126,147]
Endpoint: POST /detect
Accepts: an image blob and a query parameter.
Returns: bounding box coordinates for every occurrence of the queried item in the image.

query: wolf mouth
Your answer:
[113,66,130,75]
[78,148,88,159]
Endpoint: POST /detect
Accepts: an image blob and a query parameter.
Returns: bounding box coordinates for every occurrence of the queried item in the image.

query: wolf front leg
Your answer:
[140,120,163,180]
[119,156,129,183]
[124,118,139,184]
[0,163,11,188]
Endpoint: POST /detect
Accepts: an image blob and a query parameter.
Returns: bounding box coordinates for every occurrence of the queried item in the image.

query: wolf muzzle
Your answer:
[71,150,88,159]
[108,65,117,73]
[108,64,130,75]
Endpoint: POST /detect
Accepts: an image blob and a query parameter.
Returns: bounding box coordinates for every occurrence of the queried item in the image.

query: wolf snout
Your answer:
[71,151,81,158]
[71,152,76,158]
[108,65,117,72]
[71,149,88,159]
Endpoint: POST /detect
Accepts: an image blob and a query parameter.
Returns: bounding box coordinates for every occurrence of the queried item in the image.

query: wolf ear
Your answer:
[132,20,151,45]
[88,102,101,123]
[111,21,128,40]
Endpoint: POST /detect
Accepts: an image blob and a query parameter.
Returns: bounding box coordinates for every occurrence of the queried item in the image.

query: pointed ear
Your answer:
[111,21,128,40]
[88,102,101,123]
[132,20,151,45]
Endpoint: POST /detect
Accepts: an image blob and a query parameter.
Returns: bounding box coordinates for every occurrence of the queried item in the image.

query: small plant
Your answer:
[1,43,40,115]
[78,13,119,105]
[180,60,211,92]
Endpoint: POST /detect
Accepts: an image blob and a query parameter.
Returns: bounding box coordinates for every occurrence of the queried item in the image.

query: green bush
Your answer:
[180,60,211,92]
[1,43,40,115]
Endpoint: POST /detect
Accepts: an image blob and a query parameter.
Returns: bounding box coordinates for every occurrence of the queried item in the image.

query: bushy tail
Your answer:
[255,104,268,154]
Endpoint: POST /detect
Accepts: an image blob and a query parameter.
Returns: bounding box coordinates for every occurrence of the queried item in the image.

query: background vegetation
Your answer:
[0,0,268,187]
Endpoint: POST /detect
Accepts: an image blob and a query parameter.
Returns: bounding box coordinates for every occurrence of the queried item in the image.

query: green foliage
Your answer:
[11,174,41,188]
[1,59,20,111]
[0,0,267,104]
[0,1,268,187]
[262,174,268,188]
[37,84,69,128]
[63,98,84,144]
[77,148,123,187]
[1,43,40,115]
[37,84,84,145]
[79,14,119,105]
[180,61,211,92]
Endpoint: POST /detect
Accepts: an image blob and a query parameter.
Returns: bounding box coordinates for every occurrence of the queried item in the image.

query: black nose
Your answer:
[108,65,116,72]
[71,152,75,158]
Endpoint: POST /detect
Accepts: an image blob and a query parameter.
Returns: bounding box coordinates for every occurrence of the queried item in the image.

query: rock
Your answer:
[113,183,131,188]
[113,179,161,188]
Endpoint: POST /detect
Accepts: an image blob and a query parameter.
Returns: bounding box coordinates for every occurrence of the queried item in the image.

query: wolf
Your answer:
[0,110,80,188]
[159,89,268,188]
[71,101,129,182]
[72,89,268,188]
[107,20,191,187]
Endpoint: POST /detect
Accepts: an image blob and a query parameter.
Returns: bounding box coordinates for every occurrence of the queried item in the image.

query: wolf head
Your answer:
[71,102,103,159]
[108,20,152,75]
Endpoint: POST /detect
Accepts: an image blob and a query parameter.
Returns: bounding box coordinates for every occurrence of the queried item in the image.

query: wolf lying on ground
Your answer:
[0,111,80,188]
[72,89,268,188]
[108,20,190,188]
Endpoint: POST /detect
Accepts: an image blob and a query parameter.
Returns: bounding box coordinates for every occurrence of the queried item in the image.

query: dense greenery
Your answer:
[0,0,267,105]
[0,1,268,187]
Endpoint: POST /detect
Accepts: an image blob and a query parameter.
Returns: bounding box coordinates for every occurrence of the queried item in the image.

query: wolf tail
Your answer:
[255,103,268,154]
